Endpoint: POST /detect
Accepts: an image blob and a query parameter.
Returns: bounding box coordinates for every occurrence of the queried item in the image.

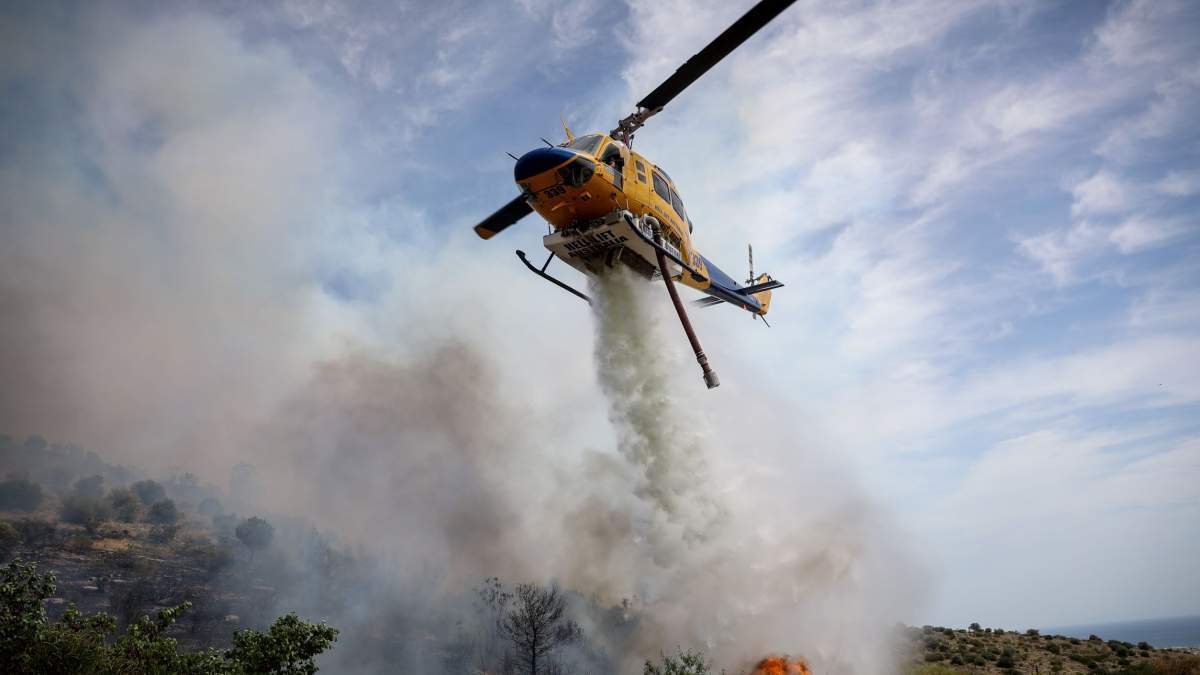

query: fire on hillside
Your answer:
[752,656,812,675]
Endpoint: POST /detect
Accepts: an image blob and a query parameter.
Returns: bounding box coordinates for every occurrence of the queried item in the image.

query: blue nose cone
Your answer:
[514,147,575,182]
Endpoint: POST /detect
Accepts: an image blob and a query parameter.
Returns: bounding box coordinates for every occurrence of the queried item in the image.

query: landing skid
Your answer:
[516,250,591,304]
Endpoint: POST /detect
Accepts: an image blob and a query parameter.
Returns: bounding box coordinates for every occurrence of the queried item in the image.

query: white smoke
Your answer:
[581,269,922,673]
[0,6,923,674]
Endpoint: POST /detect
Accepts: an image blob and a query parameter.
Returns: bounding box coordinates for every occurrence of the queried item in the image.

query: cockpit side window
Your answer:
[599,143,625,172]
[564,134,603,155]
[669,189,688,222]
[652,172,671,203]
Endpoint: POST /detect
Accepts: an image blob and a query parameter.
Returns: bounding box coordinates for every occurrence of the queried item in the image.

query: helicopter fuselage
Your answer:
[512,132,768,313]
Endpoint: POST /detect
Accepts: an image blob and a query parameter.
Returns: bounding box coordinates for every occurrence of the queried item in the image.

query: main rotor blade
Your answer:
[636,0,796,112]
[473,195,534,240]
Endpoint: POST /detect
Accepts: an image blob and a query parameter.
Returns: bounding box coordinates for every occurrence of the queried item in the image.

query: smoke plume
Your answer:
[0,5,922,674]
[580,270,920,672]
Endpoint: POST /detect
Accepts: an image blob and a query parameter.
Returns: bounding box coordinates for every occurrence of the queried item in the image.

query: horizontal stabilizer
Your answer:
[693,297,725,308]
[740,278,784,295]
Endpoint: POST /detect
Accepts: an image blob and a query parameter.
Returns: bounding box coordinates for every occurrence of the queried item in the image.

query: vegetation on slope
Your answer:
[903,625,1200,675]
[0,559,336,674]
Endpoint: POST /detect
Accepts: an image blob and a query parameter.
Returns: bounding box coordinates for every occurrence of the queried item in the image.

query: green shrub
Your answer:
[72,474,104,498]
[59,495,113,526]
[0,559,337,673]
[106,487,139,522]
[235,516,274,558]
[131,480,165,505]
[0,478,45,511]
[145,499,178,524]
[643,649,718,675]
[0,521,19,557]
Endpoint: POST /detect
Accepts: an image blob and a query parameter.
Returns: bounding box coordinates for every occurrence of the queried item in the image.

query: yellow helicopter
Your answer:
[472,0,795,389]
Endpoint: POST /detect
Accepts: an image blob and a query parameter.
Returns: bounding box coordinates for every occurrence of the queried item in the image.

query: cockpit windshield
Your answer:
[563,134,603,156]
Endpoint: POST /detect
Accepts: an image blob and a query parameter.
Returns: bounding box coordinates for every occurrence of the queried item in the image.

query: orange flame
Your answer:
[751,656,812,675]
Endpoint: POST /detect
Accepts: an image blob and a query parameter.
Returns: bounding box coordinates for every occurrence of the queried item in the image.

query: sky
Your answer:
[1,0,1198,637]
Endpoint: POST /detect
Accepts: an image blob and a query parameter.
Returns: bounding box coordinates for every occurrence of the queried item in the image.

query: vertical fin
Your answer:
[561,115,575,143]
[751,273,773,316]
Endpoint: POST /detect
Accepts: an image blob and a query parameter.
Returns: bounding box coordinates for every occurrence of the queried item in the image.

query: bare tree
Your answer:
[501,583,581,675]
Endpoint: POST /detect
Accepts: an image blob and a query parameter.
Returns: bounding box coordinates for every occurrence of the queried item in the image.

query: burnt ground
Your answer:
[4,508,295,650]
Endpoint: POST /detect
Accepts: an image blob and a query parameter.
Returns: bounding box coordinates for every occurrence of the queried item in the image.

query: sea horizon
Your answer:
[1044,614,1200,649]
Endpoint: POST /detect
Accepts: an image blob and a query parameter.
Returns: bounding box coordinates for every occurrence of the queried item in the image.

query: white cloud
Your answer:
[1109,216,1191,253]
[1093,0,1198,68]
[924,429,1200,626]
[1016,221,1108,286]
[1154,170,1200,196]
[1070,171,1132,217]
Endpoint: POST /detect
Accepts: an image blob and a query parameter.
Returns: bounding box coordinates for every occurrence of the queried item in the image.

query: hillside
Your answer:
[4,432,1197,674]
[902,625,1200,675]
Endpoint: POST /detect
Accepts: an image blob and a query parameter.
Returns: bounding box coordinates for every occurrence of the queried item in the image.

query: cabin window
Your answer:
[652,172,671,202]
[635,160,646,172]
[605,164,623,190]
[564,134,603,155]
